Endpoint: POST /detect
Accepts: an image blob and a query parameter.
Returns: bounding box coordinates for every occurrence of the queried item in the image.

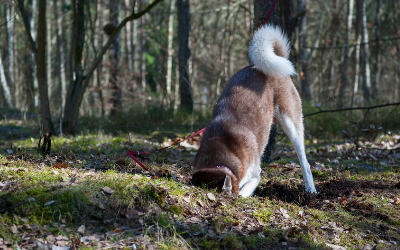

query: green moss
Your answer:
[168,205,184,216]
[144,185,167,205]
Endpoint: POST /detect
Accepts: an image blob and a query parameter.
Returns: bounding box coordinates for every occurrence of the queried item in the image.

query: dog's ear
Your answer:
[222,175,232,195]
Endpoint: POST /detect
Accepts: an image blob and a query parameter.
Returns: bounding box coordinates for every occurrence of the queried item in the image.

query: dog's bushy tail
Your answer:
[249,25,295,77]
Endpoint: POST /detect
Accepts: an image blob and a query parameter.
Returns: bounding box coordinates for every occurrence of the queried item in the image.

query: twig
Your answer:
[304,102,400,118]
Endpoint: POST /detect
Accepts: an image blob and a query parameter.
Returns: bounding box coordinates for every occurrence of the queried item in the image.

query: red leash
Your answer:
[262,0,279,26]
[127,127,206,171]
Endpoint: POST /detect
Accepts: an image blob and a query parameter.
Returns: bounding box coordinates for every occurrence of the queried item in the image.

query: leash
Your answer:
[262,0,279,26]
[127,127,206,171]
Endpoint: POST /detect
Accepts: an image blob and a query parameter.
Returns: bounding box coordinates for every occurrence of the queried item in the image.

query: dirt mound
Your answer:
[255,179,400,208]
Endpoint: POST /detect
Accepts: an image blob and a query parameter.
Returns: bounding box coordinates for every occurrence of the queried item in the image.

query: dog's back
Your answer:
[192,25,316,197]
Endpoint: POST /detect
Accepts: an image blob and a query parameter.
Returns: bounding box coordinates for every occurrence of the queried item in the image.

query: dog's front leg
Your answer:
[238,164,261,197]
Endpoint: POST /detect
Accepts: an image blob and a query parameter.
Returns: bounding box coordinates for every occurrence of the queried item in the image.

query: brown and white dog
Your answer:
[192,25,317,197]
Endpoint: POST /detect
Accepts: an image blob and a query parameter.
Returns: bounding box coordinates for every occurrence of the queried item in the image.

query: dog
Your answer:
[192,25,317,197]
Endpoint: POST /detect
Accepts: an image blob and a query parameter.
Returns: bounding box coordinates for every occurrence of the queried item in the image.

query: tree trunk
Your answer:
[298,0,311,101]
[339,0,354,107]
[177,0,193,112]
[37,0,54,133]
[361,0,371,103]
[140,0,147,92]
[125,0,133,75]
[108,0,121,117]
[253,0,281,164]
[95,0,105,117]
[0,54,14,108]
[53,0,68,127]
[371,0,381,99]
[166,0,176,104]
[5,2,14,91]
[63,0,85,134]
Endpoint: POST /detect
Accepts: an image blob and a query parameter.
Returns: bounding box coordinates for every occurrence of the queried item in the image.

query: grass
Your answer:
[1,110,400,249]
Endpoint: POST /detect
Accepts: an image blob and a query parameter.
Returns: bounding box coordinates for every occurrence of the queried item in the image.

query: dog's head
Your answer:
[191,164,239,195]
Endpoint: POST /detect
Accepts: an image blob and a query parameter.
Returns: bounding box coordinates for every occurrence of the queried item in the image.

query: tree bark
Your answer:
[361,0,371,103]
[371,0,381,99]
[37,0,55,133]
[0,54,14,108]
[298,0,311,101]
[108,0,121,117]
[166,0,176,104]
[53,0,68,125]
[140,0,147,92]
[339,0,354,107]
[177,0,193,112]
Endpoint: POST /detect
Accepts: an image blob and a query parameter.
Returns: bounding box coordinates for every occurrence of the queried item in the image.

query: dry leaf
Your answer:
[279,208,290,219]
[207,193,216,201]
[77,225,86,234]
[183,197,191,203]
[11,224,18,234]
[298,210,304,218]
[54,163,68,169]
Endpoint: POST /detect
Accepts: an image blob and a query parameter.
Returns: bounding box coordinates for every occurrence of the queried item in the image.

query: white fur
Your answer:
[249,25,296,77]
[275,111,317,193]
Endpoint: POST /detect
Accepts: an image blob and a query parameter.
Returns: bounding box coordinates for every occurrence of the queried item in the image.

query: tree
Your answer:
[62,0,163,134]
[108,0,121,116]
[253,0,281,164]
[298,0,312,101]
[177,0,193,112]
[339,0,354,107]
[18,0,55,133]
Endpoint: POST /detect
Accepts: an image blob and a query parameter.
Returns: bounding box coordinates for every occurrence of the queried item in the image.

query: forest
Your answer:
[0,0,400,249]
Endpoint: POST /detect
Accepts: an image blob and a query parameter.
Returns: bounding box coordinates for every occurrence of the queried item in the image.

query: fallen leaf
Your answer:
[54,163,68,169]
[280,207,290,219]
[325,243,346,250]
[11,224,18,234]
[6,149,13,155]
[207,193,216,201]
[77,225,86,234]
[44,200,55,206]
[298,210,304,218]
[55,235,68,241]
[183,197,191,203]
[102,186,115,195]
[28,197,36,202]
[395,198,400,205]
[186,217,203,224]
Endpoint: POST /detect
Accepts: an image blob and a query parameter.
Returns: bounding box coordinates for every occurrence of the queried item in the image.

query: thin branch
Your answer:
[304,102,400,118]
[17,0,37,55]
[79,0,164,101]
[305,35,400,50]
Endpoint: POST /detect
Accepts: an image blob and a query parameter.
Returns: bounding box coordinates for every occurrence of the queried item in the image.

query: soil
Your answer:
[255,179,400,209]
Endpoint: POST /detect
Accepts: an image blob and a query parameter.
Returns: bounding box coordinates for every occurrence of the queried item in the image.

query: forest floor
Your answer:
[1,118,400,249]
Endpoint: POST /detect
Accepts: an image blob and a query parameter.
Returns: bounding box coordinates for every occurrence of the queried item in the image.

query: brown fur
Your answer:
[192,65,302,195]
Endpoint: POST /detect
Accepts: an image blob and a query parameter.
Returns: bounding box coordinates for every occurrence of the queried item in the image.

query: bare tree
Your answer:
[62,0,163,134]
[108,0,121,116]
[371,0,382,98]
[166,0,176,104]
[18,0,54,132]
[177,0,193,112]
[361,0,371,103]
[298,0,311,101]
[339,0,354,107]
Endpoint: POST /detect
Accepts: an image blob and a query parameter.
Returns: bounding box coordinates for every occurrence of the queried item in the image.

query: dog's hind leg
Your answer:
[276,112,317,194]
